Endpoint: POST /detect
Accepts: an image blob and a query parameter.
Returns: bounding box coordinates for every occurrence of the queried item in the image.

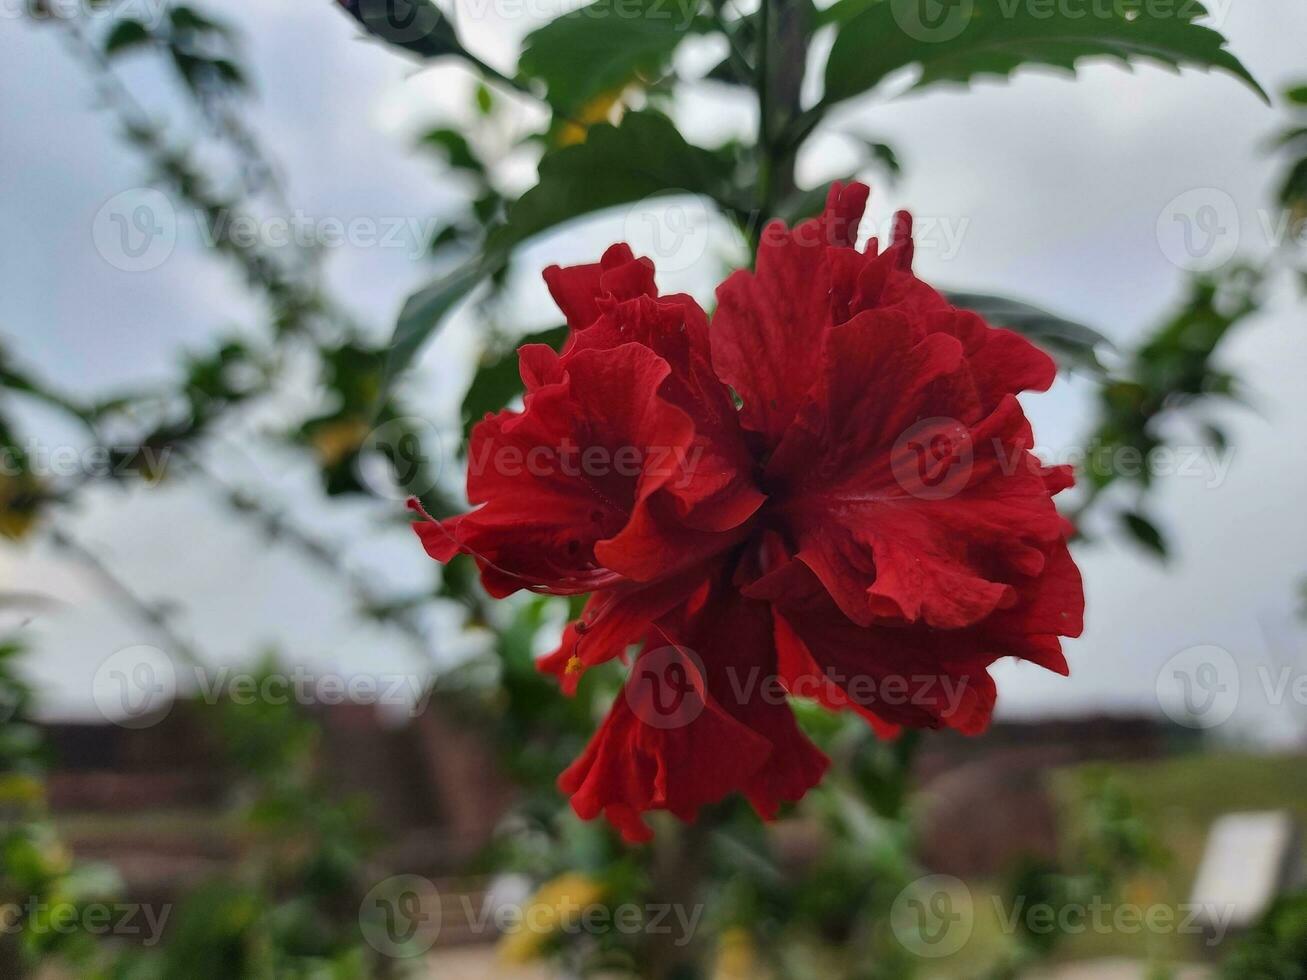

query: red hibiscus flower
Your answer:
[411,182,1084,843]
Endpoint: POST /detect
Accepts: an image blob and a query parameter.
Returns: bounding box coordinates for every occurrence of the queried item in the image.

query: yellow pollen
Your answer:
[565,655,584,676]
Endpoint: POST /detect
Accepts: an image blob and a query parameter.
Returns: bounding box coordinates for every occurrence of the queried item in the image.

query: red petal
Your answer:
[710,209,842,445]
[441,343,695,595]
[542,243,653,331]
[559,583,828,841]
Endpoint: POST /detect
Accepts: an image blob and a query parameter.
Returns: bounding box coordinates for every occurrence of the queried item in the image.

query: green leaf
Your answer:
[945,290,1109,373]
[339,0,462,61]
[104,19,153,55]
[1285,84,1307,106]
[815,0,880,26]
[1120,510,1168,559]
[169,5,235,38]
[385,112,729,387]
[862,139,902,182]
[489,111,733,250]
[824,0,1268,107]
[520,0,701,114]
[460,326,568,439]
[418,128,483,173]
[383,259,495,391]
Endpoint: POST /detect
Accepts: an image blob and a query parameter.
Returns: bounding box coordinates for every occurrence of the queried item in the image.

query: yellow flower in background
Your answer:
[555,90,627,148]
[0,471,42,541]
[712,927,764,980]
[308,418,371,468]
[498,872,606,964]
[0,772,45,809]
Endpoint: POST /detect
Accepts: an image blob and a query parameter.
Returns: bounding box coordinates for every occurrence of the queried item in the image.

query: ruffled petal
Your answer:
[538,572,713,693]
[418,342,695,596]
[766,303,1068,630]
[559,583,828,842]
[542,243,655,331]
[710,188,873,446]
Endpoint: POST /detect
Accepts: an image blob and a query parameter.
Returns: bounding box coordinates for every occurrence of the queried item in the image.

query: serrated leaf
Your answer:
[520,0,701,114]
[824,0,1267,106]
[460,326,568,439]
[946,290,1109,373]
[104,19,152,55]
[1120,510,1168,559]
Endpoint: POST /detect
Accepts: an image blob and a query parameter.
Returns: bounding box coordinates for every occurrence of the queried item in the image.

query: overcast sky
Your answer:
[1,0,1304,742]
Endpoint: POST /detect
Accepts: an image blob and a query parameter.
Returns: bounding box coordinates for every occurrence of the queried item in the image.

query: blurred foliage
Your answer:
[0,639,123,976]
[985,771,1170,977]
[0,1,1299,978]
[1220,890,1307,979]
[1075,263,1265,559]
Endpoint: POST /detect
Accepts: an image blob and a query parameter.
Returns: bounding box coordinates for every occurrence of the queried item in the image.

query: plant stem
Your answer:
[756,0,809,224]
